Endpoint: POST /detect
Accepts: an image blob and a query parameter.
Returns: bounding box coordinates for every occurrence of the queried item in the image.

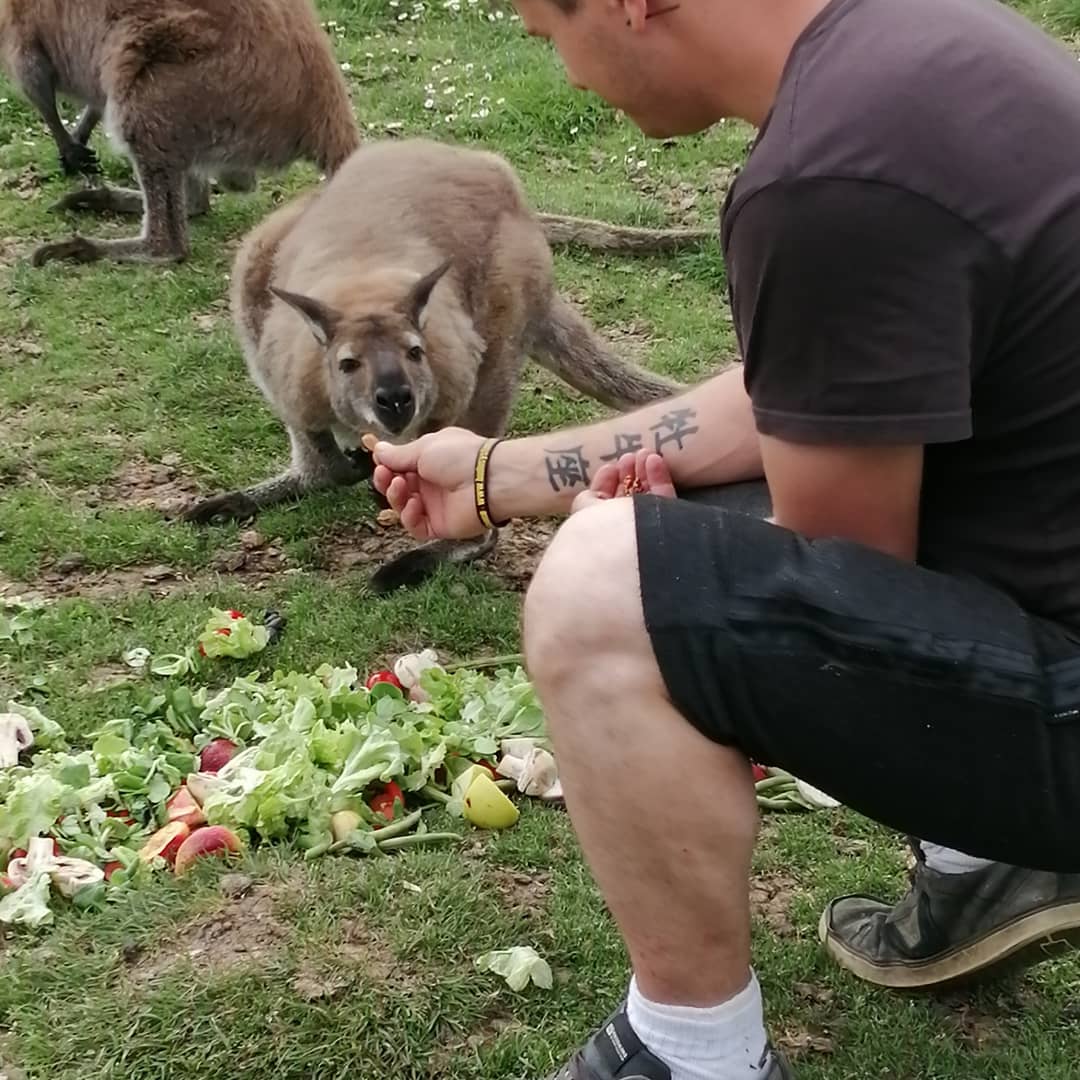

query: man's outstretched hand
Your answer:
[372,428,489,541]
[571,449,677,514]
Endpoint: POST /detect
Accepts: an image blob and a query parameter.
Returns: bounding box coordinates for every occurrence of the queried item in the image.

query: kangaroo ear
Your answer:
[401,259,452,329]
[270,285,340,347]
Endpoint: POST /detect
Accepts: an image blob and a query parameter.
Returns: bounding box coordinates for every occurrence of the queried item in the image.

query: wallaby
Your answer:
[1,0,718,266]
[181,138,688,592]
[0,0,361,267]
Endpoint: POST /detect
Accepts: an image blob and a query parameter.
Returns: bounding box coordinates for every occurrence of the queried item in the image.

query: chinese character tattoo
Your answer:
[650,408,699,453]
[544,446,591,492]
[599,432,645,463]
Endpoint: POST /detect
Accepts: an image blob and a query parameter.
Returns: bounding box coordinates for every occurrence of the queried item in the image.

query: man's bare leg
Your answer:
[523,498,785,1080]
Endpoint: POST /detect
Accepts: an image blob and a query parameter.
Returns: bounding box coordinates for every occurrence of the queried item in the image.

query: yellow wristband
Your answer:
[474,438,509,529]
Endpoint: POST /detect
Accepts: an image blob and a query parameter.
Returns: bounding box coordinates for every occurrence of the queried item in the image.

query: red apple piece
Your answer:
[103,861,123,881]
[199,738,238,775]
[165,785,207,828]
[138,821,191,866]
[173,825,242,877]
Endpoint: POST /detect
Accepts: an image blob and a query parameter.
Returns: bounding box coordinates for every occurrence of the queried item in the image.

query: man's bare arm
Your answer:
[489,366,762,519]
[761,434,923,561]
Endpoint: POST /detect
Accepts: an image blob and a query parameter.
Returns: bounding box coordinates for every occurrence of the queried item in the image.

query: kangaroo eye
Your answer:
[407,345,424,362]
[339,356,359,374]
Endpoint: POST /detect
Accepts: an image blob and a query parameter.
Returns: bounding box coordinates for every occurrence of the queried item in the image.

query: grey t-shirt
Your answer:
[722,0,1080,630]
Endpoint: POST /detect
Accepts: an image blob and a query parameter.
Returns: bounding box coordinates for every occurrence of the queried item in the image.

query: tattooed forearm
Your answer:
[650,408,700,453]
[599,433,645,462]
[544,446,591,492]
[542,409,702,494]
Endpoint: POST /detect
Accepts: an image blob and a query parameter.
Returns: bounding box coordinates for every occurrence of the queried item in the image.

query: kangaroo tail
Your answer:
[368,533,499,594]
[531,294,683,411]
[537,212,715,255]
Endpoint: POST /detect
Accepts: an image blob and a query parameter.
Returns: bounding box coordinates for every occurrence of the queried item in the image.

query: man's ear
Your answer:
[400,259,452,329]
[270,285,341,347]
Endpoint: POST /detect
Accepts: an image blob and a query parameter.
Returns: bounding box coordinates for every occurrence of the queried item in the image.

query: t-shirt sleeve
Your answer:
[723,176,1007,445]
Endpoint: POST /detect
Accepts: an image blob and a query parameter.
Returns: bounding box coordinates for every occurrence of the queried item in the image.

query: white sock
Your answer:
[626,969,768,1080]
[920,841,995,875]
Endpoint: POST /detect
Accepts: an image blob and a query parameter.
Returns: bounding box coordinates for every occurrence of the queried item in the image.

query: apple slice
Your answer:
[173,825,242,877]
[139,821,191,866]
[199,738,238,774]
[165,785,207,829]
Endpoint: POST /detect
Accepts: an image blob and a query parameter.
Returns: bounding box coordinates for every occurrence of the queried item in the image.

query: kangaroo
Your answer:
[181,138,688,592]
[0,0,361,267]
[1,0,719,267]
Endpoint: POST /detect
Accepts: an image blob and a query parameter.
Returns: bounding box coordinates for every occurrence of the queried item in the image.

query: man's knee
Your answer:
[523,499,642,682]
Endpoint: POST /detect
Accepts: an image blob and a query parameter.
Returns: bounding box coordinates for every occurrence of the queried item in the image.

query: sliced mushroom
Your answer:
[0,712,34,768]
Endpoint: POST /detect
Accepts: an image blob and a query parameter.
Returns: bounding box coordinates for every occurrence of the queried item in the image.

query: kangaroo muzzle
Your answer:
[373,377,415,433]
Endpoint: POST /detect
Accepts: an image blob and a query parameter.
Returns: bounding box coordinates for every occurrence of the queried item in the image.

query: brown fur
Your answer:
[183,138,687,591]
[0,0,360,266]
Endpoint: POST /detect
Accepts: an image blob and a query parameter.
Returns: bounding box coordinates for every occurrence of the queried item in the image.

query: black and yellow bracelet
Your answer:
[473,437,510,529]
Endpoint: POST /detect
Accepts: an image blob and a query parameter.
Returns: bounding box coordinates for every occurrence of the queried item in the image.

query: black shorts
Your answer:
[634,484,1080,873]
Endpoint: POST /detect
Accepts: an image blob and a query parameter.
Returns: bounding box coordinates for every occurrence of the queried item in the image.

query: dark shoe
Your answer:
[545,1000,795,1079]
[820,843,1080,989]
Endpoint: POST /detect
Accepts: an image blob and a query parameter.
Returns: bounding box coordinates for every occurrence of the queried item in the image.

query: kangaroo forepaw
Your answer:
[60,142,100,177]
[181,491,260,525]
[31,236,101,266]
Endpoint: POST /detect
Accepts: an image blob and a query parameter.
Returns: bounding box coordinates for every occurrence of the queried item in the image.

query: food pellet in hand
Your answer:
[377,508,400,527]
[361,433,378,452]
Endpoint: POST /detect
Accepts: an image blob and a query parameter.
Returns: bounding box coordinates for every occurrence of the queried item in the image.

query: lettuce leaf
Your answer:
[0,868,53,928]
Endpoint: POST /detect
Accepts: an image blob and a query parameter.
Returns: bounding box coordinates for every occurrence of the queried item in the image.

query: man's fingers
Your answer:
[634,448,651,483]
[399,493,433,540]
[644,452,677,498]
[384,474,412,513]
[373,439,421,473]
[372,463,393,496]
[591,461,620,499]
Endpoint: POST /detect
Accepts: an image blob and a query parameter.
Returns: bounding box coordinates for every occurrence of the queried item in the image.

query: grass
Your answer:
[2,1,1080,1078]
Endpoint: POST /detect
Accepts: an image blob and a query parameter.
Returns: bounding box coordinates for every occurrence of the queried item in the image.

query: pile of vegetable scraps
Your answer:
[0,612,556,930]
[0,609,840,931]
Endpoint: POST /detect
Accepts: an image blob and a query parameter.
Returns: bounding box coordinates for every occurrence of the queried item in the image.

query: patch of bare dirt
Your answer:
[792,981,836,1009]
[336,918,416,989]
[291,962,350,1002]
[4,493,558,602]
[125,882,289,987]
[427,1011,524,1078]
[748,871,804,939]
[85,662,139,692]
[931,987,1031,1050]
[0,1058,27,1080]
[7,562,194,603]
[319,517,560,593]
[0,164,45,202]
[92,456,204,516]
[491,867,552,922]
[776,1024,837,1059]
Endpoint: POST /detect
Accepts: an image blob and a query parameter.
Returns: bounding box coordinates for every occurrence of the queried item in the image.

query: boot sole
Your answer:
[818,900,1080,990]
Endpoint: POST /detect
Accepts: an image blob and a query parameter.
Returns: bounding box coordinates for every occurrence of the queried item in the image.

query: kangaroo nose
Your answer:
[374,384,415,430]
